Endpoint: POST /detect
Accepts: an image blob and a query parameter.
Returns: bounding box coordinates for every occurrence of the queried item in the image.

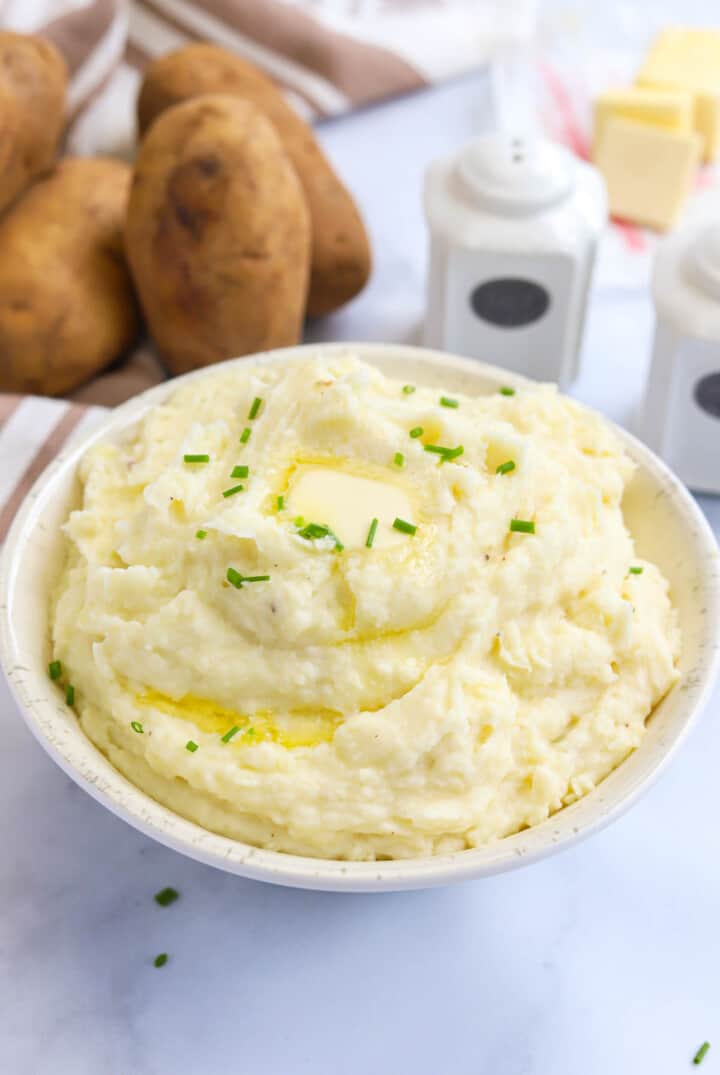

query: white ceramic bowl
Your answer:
[2,343,719,892]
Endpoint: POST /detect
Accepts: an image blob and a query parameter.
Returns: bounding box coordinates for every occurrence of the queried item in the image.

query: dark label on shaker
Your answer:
[469,278,551,328]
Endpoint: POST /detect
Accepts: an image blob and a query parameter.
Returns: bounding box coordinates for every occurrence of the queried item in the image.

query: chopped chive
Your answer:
[393,517,417,536]
[48,660,62,681]
[65,684,75,706]
[510,518,535,534]
[153,953,168,968]
[694,1043,711,1065]
[227,567,244,589]
[393,452,405,468]
[277,495,285,510]
[222,484,244,498]
[296,521,344,551]
[227,567,270,589]
[440,396,459,408]
[246,727,255,737]
[240,427,251,444]
[185,740,198,753]
[131,720,144,734]
[221,725,241,743]
[402,384,416,395]
[300,523,331,538]
[629,566,643,575]
[441,446,464,462]
[231,465,249,479]
[195,529,207,540]
[424,444,464,462]
[496,460,516,476]
[366,518,379,549]
[499,386,516,397]
[183,454,210,464]
[294,516,305,527]
[154,887,179,907]
[409,426,424,439]
[248,397,263,420]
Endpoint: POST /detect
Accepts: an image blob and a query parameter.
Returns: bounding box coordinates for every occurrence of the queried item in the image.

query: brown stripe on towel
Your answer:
[125,38,155,71]
[65,62,118,127]
[0,395,21,432]
[133,0,198,43]
[0,402,87,542]
[38,0,118,76]
[200,0,428,107]
[134,0,329,117]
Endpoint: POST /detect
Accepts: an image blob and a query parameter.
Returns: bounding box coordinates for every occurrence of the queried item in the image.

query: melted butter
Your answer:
[286,463,415,550]
[137,690,342,748]
[415,419,444,447]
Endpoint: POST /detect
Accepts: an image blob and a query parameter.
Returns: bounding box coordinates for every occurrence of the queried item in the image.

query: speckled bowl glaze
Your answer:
[1,343,719,891]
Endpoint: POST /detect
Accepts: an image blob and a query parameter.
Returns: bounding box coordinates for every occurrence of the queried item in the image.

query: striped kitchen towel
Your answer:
[0,395,107,541]
[0,0,538,157]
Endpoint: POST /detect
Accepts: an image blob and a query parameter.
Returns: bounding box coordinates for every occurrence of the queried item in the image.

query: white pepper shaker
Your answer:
[423,132,606,387]
[642,193,720,494]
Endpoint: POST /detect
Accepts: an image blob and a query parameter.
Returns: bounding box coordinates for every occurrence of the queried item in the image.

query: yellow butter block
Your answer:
[594,117,701,231]
[637,28,720,161]
[593,87,693,158]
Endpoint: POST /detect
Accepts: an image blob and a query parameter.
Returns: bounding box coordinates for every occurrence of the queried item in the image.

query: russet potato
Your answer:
[0,32,67,214]
[125,94,311,374]
[0,158,140,396]
[137,44,370,317]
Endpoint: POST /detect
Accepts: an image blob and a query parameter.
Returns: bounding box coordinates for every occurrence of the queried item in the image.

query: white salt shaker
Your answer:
[423,133,606,387]
[642,193,720,494]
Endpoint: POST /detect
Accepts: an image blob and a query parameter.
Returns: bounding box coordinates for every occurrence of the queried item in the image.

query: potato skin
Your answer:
[125,94,311,374]
[137,44,370,317]
[0,158,140,396]
[0,32,67,214]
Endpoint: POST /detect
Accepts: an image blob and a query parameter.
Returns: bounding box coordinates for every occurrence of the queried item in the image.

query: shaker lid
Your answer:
[687,223,720,301]
[456,133,575,215]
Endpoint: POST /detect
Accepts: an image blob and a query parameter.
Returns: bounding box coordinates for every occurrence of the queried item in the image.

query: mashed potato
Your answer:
[51,354,680,860]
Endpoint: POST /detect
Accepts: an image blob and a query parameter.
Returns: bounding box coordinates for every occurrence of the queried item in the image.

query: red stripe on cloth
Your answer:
[537,59,590,161]
[609,216,647,252]
[538,60,646,254]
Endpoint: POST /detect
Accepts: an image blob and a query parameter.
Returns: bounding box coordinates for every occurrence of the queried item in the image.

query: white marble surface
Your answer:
[3,67,720,1075]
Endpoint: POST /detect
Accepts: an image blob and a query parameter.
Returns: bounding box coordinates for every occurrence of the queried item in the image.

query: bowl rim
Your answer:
[2,341,719,892]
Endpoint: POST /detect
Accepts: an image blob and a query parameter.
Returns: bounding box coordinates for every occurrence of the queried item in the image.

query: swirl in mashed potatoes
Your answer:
[52,354,680,860]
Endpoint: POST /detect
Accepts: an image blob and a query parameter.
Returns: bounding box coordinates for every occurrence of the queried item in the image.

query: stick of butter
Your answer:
[637,28,720,162]
[594,116,701,231]
[593,87,693,157]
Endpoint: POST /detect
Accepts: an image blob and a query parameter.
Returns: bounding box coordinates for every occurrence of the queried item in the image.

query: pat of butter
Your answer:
[594,116,701,231]
[287,466,415,550]
[593,87,693,157]
[637,28,720,161]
